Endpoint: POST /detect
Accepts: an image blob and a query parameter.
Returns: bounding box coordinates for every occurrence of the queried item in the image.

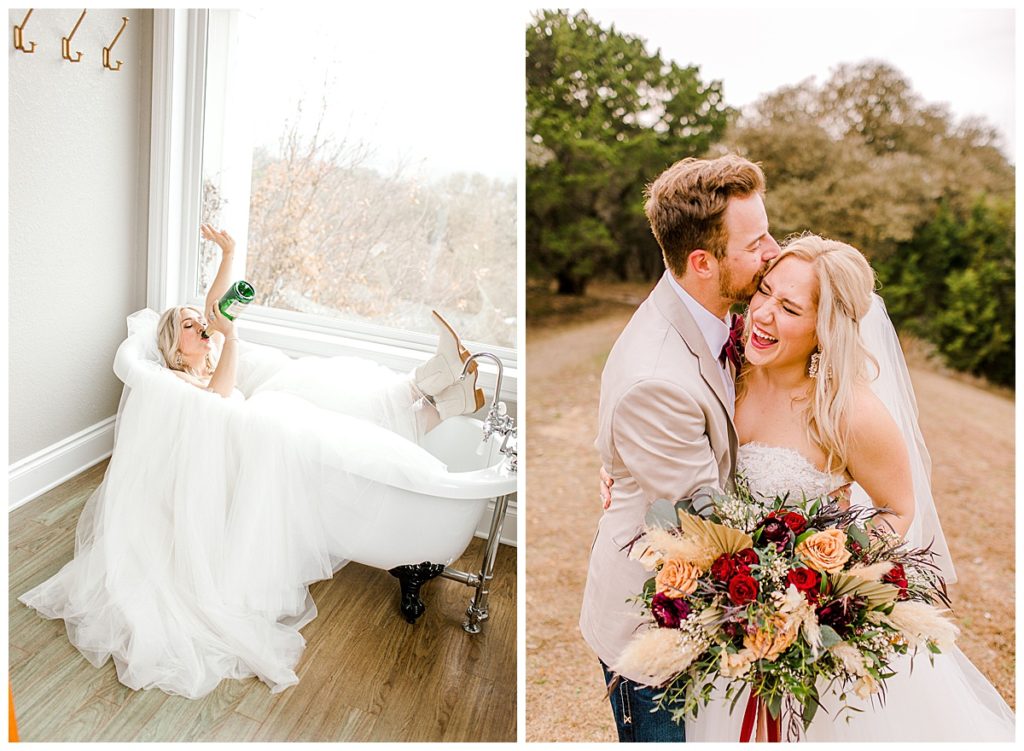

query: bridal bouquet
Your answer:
[616,483,958,740]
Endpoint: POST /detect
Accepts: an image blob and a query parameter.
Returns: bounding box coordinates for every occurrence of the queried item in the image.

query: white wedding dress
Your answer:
[684,443,1015,742]
[18,326,450,699]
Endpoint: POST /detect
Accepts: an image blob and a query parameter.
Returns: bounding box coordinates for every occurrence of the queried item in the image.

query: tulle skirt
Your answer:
[19,355,446,699]
[685,646,1015,742]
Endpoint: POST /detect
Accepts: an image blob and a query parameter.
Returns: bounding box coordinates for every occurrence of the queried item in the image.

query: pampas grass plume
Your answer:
[886,601,960,650]
[614,628,700,687]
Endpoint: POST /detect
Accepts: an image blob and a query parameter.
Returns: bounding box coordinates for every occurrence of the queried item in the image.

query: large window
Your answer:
[197,9,520,351]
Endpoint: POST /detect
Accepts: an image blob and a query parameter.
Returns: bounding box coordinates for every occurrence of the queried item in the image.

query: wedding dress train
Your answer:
[19,314,450,699]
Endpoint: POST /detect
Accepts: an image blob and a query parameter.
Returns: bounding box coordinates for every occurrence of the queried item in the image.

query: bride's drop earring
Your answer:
[175,350,184,369]
[807,350,821,378]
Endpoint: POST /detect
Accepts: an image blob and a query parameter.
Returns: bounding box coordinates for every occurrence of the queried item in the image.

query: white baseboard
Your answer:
[8,417,116,511]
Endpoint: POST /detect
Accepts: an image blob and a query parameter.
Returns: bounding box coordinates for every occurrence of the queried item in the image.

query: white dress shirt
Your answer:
[667,274,736,413]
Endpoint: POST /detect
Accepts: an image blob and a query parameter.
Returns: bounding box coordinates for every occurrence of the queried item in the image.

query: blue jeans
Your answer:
[601,661,686,742]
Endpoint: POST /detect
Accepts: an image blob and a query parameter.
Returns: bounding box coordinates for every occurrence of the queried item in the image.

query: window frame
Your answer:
[146,9,517,403]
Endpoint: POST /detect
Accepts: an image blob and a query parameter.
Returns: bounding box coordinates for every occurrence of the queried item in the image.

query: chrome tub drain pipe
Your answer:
[440,352,517,633]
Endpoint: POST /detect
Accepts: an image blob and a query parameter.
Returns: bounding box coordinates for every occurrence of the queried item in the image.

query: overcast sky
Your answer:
[585,6,1016,161]
[241,6,1013,176]
[244,6,523,182]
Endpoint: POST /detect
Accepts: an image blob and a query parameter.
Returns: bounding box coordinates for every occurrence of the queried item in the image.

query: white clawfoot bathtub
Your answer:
[330,414,516,570]
[113,310,516,629]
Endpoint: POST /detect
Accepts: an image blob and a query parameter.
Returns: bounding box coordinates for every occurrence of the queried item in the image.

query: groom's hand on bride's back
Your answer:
[599,466,614,509]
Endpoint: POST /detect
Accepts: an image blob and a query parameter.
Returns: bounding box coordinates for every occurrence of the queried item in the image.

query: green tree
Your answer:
[932,198,1015,386]
[726,61,1014,386]
[873,200,968,336]
[526,10,729,294]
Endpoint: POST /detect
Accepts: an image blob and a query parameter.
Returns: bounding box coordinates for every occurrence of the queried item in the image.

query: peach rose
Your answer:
[795,529,852,574]
[655,558,701,598]
[854,673,881,700]
[743,615,799,662]
[720,649,756,678]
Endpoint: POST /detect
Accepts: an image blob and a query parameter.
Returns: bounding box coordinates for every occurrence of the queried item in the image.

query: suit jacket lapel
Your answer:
[651,273,739,470]
[651,274,729,412]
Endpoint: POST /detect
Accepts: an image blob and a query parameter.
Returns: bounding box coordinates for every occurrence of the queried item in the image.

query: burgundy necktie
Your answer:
[719,313,745,371]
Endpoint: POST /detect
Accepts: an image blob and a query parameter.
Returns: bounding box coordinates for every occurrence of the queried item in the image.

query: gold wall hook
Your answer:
[102,15,128,71]
[13,8,36,53]
[62,9,86,63]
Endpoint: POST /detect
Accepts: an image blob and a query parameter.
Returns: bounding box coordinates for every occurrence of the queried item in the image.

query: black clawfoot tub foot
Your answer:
[388,562,445,624]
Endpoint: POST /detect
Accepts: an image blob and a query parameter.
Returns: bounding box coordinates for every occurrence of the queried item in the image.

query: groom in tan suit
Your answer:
[580,155,780,742]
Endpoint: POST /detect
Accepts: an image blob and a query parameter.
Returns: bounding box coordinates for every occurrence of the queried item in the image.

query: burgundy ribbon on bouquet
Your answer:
[739,690,781,743]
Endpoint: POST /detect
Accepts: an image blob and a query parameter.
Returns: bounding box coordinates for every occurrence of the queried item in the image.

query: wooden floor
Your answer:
[9,460,517,742]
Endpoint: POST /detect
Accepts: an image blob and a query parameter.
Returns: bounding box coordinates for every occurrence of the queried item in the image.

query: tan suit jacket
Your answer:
[579,271,737,681]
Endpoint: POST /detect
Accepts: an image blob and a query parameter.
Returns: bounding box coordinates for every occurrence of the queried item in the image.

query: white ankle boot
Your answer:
[432,371,485,420]
[414,310,474,397]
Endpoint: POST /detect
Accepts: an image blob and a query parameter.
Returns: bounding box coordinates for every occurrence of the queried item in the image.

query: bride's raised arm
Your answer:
[201,223,236,325]
[844,385,915,537]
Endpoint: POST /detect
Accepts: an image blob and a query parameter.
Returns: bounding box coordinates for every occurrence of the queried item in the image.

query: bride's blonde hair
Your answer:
[157,305,217,376]
[767,233,877,473]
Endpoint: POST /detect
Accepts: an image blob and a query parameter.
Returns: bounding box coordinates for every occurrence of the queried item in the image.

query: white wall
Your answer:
[9,9,152,463]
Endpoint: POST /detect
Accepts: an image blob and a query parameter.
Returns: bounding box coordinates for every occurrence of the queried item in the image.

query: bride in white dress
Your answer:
[685,234,1014,741]
[18,225,487,699]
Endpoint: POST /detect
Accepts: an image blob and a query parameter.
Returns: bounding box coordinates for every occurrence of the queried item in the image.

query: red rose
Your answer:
[883,564,906,584]
[710,554,736,582]
[728,574,759,606]
[734,548,759,567]
[733,562,752,577]
[782,512,807,535]
[787,567,821,592]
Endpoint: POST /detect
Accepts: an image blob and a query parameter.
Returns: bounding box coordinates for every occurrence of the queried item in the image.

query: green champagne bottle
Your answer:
[218,280,255,320]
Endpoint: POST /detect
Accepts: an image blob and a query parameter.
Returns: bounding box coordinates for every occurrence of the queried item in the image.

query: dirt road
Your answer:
[525,300,1015,742]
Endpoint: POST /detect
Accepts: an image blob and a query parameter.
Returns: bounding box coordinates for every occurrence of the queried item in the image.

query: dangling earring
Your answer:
[807,349,821,379]
[175,350,184,369]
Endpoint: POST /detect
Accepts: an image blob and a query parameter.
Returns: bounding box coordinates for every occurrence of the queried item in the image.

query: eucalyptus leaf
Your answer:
[802,697,819,727]
[846,524,869,548]
[642,578,656,599]
[794,530,816,547]
[819,625,842,649]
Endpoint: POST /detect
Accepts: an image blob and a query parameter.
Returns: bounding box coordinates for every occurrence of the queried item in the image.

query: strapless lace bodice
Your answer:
[737,443,846,503]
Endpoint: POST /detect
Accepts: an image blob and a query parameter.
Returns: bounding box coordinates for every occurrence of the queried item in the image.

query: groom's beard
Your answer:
[719,262,768,306]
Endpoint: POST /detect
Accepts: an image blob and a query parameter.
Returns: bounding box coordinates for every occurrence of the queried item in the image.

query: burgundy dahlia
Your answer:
[651,592,692,628]
[760,517,790,543]
[816,596,863,635]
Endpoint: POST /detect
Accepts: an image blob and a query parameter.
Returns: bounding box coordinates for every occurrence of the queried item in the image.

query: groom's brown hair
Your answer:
[644,154,766,277]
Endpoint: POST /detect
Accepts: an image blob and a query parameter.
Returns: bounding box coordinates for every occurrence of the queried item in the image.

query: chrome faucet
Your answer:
[460,352,517,472]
